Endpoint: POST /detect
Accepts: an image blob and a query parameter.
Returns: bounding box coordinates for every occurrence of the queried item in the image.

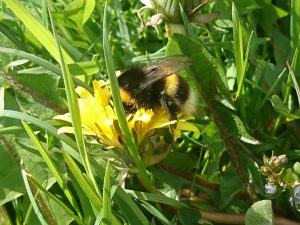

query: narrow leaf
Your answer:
[103,161,112,225]
[22,121,82,217]
[21,162,49,225]
[2,0,73,63]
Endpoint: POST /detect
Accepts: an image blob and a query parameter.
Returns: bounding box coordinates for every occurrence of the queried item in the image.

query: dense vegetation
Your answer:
[0,0,299,224]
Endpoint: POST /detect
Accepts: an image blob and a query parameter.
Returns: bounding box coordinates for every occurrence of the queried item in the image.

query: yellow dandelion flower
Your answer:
[55,80,199,152]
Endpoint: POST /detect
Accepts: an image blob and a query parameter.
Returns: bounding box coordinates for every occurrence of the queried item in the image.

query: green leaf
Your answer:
[103,3,154,192]
[2,0,73,64]
[270,95,300,120]
[28,176,84,225]
[169,34,233,107]
[139,201,171,225]
[245,200,275,225]
[0,110,149,225]
[68,61,101,76]
[215,106,259,144]
[83,0,95,27]
[0,47,92,92]
[13,73,66,120]
[220,165,243,208]
[232,2,244,98]
[178,207,202,225]
[50,8,100,197]
[293,162,300,176]
[0,138,24,206]
[127,190,186,208]
[21,163,49,225]
[0,133,69,206]
[22,121,82,217]
[65,0,95,28]
[102,161,112,225]
[114,189,150,225]
[63,152,102,212]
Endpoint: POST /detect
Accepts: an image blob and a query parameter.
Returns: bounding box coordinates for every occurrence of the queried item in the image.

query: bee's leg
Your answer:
[160,91,177,129]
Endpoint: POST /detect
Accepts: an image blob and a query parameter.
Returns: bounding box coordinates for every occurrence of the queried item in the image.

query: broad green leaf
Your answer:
[13,73,67,120]
[293,162,300,176]
[256,2,288,33]
[162,151,194,171]
[2,0,73,64]
[170,34,259,144]
[219,165,243,208]
[215,106,259,144]
[203,122,226,178]
[0,134,68,206]
[245,200,274,225]
[178,207,202,225]
[0,139,24,206]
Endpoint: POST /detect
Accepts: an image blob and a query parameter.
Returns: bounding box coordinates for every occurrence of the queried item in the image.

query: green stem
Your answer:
[103,3,155,193]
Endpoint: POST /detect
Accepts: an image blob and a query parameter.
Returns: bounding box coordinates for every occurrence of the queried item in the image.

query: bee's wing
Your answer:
[140,56,191,90]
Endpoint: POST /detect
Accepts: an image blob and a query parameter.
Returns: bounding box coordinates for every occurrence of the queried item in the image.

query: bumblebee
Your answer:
[118,56,196,119]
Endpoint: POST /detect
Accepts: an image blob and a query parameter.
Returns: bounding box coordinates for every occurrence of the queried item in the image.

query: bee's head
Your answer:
[118,66,146,92]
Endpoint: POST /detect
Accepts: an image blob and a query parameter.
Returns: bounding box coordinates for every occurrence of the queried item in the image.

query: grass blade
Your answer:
[232,2,244,97]
[103,2,155,192]
[0,110,79,152]
[2,0,73,64]
[0,110,149,225]
[102,161,112,225]
[63,152,102,212]
[286,51,300,107]
[140,201,171,225]
[0,47,92,92]
[48,8,100,196]
[28,176,85,225]
[291,0,300,51]
[21,121,82,218]
[232,2,246,120]
[21,162,49,225]
[115,0,132,52]
[291,0,300,75]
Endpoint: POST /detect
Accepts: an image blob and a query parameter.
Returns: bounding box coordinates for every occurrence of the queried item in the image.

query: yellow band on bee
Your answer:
[120,87,136,105]
[165,74,179,97]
